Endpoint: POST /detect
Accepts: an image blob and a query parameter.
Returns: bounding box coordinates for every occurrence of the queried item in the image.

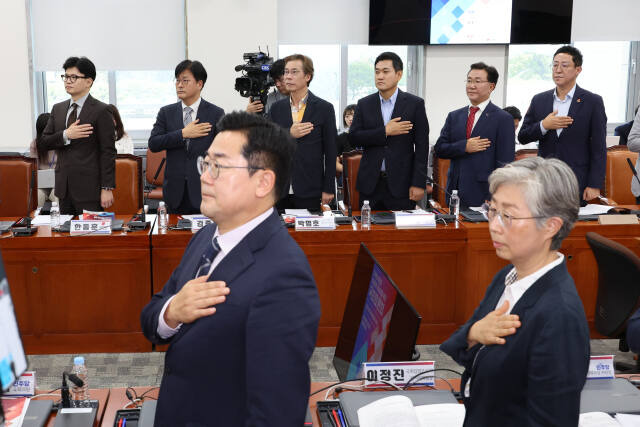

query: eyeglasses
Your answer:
[175,79,192,85]
[465,79,490,86]
[197,156,264,179]
[61,74,89,83]
[284,69,301,76]
[481,203,544,228]
[551,62,574,70]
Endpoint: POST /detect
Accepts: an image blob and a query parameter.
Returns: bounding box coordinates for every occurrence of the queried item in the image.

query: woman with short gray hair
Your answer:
[441,157,590,426]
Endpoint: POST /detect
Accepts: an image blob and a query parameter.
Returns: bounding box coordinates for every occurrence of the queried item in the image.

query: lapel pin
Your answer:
[577,98,582,103]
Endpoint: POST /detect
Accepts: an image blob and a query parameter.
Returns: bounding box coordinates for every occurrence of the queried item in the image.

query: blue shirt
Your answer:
[379,88,399,171]
[540,84,576,137]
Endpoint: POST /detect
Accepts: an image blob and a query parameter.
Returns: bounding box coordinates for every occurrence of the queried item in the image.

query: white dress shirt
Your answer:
[540,84,576,137]
[157,207,274,338]
[379,88,399,171]
[62,93,90,144]
[495,253,565,314]
[182,97,202,123]
[468,98,490,133]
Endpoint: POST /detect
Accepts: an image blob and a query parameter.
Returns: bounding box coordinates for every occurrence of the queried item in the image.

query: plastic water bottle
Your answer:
[361,200,371,230]
[50,202,60,230]
[70,356,89,403]
[158,201,168,230]
[450,190,460,218]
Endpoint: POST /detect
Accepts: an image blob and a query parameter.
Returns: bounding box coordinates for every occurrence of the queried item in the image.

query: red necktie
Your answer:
[466,106,479,138]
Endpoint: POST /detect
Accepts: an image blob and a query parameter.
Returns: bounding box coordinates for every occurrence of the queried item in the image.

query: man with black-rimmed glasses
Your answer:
[39,56,116,215]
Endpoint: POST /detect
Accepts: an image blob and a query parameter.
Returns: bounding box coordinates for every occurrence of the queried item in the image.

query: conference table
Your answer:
[0,217,152,354]
[2,211,639,354]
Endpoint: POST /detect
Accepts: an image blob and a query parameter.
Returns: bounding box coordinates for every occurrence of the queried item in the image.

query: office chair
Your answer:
[586,232,640,372]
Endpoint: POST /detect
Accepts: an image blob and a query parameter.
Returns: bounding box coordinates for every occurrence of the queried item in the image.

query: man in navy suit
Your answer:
[149,60,225,213]
[434,62,515,208]
[141,112,321,426]
[349,52,428,210]
[269,54,336,211]
[519,45,607,203]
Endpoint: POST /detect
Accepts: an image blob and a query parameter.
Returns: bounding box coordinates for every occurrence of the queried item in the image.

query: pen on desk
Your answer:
[331,409,341,426]
[337,408,347,426]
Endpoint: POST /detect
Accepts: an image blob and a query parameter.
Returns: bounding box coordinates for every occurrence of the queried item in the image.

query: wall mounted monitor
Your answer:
[369,0,573,45]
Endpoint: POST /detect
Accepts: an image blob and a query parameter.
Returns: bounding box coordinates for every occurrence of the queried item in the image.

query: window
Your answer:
[278,44,341,126]
[507,42,633,134]
[573,41,631,124]
[278,44,417,130]
[347,45,408,106]
[506,44,562,133]
[45,71,109,108]
[39,70,175,139]
[115,71,176,131]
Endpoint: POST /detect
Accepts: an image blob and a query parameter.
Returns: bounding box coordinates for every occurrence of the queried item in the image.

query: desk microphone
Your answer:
[143,157,166,216]
[627,157,640,187]
[426,177,472,211]
[61,371,84,408]
[27,168,35,215]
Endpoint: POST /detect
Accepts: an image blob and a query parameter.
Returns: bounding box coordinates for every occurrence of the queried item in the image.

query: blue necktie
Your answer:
[194,236,221,278]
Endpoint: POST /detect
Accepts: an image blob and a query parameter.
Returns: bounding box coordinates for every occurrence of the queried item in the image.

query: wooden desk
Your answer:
[150,215,467,346]
[0,217,152,354]
[462,219,640,333]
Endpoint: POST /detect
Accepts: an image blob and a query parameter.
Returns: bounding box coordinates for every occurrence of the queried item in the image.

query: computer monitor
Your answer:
[0,249,27,392]
[333,243,422,381]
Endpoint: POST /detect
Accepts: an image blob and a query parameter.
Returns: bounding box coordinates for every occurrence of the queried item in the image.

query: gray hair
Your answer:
[488,157,579,250]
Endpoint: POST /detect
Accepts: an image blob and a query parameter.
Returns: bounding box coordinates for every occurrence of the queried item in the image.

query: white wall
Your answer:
[424,45,508,143]
[0,1,33,150]
[186,0,278,113]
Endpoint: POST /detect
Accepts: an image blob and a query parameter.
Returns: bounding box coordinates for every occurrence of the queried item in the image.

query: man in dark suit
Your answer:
[434,62,515,207]
[141,112,321,426]
[149,60,225,214]
[269,54,336,210]
[519,45,607,203]
[349,52,428,210]
[39,56,116,215]
[614,106,637,145]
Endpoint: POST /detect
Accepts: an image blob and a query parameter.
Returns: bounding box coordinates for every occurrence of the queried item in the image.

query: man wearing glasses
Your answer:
[434,62,515,208]
[519,45,607,204]
[141,112,320,426]
[39,56,116,215]
[268,54,336,211]
[149,60,225,214]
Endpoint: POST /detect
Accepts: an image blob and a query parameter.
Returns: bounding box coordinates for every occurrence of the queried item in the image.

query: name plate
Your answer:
[70,220,111,235]
[190,216,214,232]
[5,371,36,396]
[294,216,336,231]
[587,355,615,379]
[363,361,435,388]
[394,212,436,228]
[598,214,639,225]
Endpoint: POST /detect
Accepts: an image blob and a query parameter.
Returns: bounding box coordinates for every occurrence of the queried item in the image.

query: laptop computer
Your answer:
[22,399,53,427]
[580,378,640,414]
[37,169,55,189]
[339,390,458,426]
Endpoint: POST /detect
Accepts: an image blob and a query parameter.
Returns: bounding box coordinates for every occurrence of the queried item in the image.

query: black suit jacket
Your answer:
[148,99,224,211]
[269,91,337,198]
[434,102,515,207]
[440,261,590,426]
[140,210,321,426]
[518,85,607,195]
[349,90,429,198]
[39,94,116,202]
[615,120,633,145]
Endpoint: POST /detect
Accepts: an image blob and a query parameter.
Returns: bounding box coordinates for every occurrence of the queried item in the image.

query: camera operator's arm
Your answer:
[246,97,264,114]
